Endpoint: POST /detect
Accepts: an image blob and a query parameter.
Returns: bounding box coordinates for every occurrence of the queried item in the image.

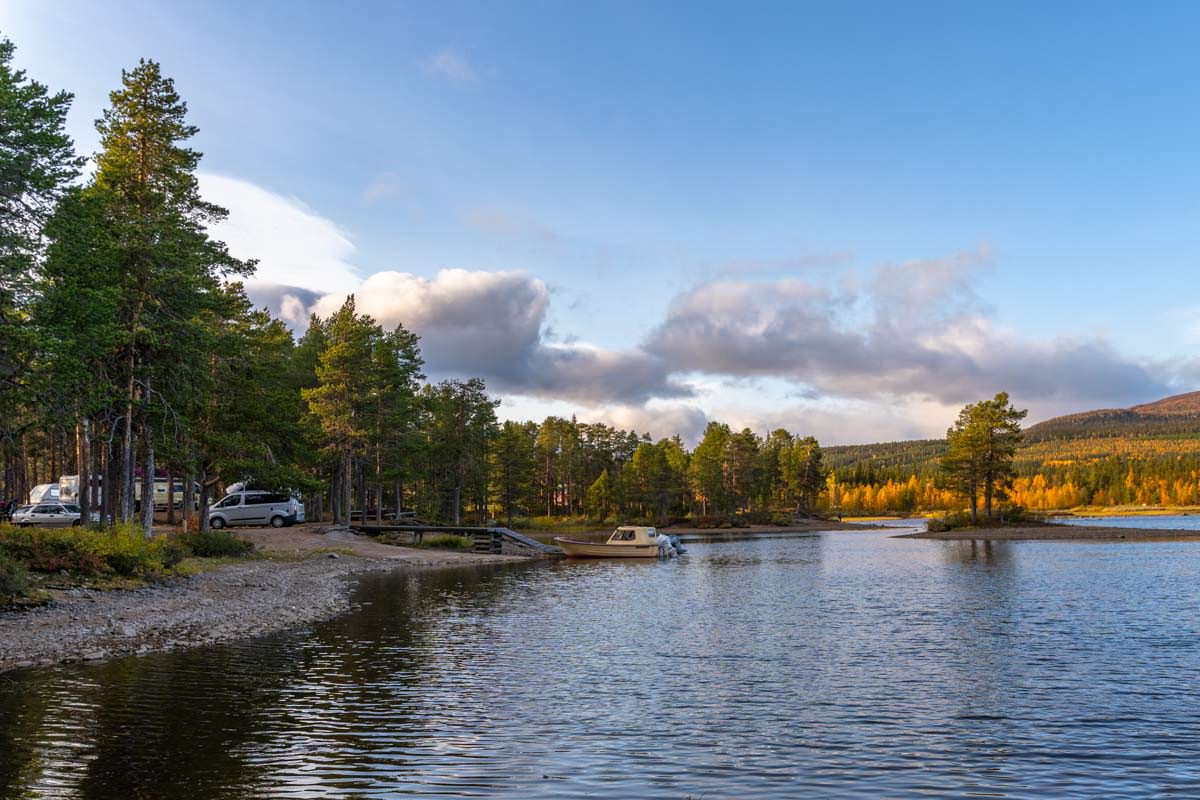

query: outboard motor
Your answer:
[668,534,687,555]
[655,532,677,559]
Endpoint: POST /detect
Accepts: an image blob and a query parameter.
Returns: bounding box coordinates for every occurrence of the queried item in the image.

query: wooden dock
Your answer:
[349,523,563,558]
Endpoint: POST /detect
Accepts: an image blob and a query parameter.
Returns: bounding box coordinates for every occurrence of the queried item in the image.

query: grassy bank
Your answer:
[0,524,255,605]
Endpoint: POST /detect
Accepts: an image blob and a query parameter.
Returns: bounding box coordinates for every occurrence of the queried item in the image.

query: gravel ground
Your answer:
[0,528,528,673]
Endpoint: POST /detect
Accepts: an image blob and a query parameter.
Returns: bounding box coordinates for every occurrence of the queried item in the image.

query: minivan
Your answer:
[208,491,303,529]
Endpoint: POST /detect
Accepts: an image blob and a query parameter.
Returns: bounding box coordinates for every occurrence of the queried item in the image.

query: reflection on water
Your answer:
[4,529,1200,798]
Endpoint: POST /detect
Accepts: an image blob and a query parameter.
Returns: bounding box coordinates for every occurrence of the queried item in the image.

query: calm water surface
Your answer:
[4,527,1200,798]
[1052,513,1200,530]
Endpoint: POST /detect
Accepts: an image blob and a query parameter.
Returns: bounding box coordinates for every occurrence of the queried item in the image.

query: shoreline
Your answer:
[900,524,1200,541]
[527,518,888,541]
[0,526,529,674]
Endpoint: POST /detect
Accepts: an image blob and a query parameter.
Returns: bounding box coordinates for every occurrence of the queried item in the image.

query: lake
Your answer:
[1051,513,1200,530]
[4,526,1200,798]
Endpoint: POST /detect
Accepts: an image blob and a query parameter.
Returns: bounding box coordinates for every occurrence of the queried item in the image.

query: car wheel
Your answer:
[270,515,285,528]
[71,519,81,527]
[210,516,226,529]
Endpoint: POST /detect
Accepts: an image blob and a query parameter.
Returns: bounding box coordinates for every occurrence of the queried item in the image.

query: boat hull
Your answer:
[553,537,659,558]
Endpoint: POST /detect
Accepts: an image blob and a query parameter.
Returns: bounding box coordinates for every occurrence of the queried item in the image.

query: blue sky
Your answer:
[7,1,1200,443]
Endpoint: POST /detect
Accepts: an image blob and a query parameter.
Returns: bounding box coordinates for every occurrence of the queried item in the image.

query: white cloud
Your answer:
[646,245,1172,410]
[199,172,361,294]
[589,403,709,444]
[312,268,690,405]
[421,48,478,84]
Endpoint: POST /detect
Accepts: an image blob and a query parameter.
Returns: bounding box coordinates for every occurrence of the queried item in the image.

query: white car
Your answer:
[12,503,82,527]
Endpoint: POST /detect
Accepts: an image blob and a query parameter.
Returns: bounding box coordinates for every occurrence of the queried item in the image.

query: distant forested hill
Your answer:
[1022,391,1200,442]
[826,392,1200,512]
[825,438,946,482]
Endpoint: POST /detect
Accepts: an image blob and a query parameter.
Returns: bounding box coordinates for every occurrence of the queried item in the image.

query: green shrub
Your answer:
[177,529,254,558]
[926,512,975,533]
[0,553,31,598]
[0,524,185,577]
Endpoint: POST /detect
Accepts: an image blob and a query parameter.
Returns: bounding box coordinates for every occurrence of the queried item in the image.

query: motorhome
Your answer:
[28,483,60,504]
[58,475,201,511]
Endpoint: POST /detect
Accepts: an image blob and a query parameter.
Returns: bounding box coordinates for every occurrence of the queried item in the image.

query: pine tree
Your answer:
[941,393,1026,522]
[91,59,250,533]
[0,38,82,505]
[302,297,378,525]
[489,420,537,526]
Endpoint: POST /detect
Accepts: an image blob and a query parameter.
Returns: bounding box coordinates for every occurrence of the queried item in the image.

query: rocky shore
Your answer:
[0,527,528,673]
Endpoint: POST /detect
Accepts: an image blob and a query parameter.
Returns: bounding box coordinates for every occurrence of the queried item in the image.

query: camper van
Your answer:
[58,475,201,512]
[28,483,60,504]
[135,478,201,511]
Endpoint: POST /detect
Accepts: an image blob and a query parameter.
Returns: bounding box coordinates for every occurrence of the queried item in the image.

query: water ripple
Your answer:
[4,531,1200,797]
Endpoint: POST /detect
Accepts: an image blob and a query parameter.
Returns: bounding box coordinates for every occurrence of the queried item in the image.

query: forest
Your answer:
[3,38,1196,531]
[0,43,827,533]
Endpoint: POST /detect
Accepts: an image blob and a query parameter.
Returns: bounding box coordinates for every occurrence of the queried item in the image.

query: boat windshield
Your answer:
[610,529,638,541]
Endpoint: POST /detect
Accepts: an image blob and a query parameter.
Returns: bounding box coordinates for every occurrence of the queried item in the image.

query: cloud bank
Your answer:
[646,247,1171,410]
[204,174,1185,443]
[313,269,689,405]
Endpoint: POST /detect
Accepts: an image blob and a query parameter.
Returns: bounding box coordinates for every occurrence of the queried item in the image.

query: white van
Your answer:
[208,491,303,529]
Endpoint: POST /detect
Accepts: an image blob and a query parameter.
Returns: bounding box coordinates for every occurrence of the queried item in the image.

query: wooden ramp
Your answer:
[349,523,563,558]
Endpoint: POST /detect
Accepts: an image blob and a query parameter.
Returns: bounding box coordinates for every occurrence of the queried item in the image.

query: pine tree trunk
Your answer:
[166,468,176,525]
[121,394,135,522]
[454,462,462,526]
[342,449,352,526]
[182,471,195,533]
[199,470,212,533]
[140,394,155,538]
[99,440,110,526]
[76,414,90,527]
[331,468,340,524]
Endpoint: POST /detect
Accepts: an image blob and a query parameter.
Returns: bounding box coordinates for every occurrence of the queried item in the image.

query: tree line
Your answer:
[0,40,831,534]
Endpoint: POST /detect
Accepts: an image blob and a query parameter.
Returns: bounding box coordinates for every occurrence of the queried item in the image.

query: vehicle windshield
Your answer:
[62,504,81,513]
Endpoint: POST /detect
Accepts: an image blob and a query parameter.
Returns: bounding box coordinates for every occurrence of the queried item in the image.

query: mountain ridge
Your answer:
[825,391,1200,479]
